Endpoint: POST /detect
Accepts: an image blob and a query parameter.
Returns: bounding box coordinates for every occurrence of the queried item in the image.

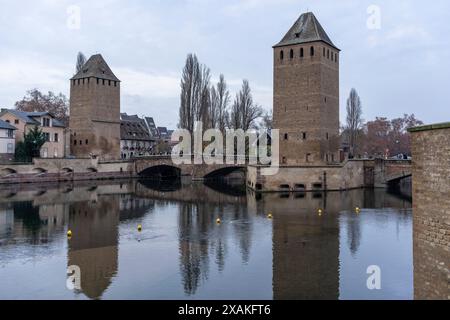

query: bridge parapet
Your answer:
[373,159,412,187]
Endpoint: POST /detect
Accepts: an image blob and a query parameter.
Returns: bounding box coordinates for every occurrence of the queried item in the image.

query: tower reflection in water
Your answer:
[253,189,414,300]
[67,196,120,300]
[66,182,154,299]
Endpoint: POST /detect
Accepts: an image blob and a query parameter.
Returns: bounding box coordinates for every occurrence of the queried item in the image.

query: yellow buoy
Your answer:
[355,207,361,213]
[67,230,72,238]
[216,218,221,224]
[268,213,273,219]
[137,224,142,232]
[318,209,323,215]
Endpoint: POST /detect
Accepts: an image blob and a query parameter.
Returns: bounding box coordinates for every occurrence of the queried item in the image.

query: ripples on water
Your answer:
[0,178,425,300]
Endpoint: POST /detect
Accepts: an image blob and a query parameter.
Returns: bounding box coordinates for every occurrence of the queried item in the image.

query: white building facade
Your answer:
[0,119,16,162]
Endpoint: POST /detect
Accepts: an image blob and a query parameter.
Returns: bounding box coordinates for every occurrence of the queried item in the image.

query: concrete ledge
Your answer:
[408,122,450,133]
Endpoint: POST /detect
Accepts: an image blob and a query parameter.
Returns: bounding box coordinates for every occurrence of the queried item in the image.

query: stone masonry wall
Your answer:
[247,160,365,192]
[273,42,339,165]
[409,124,450,300]
[70,78,121,161]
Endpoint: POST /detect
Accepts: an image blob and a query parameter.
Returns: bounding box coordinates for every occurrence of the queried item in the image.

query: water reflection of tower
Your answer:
[67,195,120,300]
[269,192,340,300]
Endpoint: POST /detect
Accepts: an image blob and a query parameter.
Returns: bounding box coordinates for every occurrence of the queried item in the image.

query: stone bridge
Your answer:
[372,159,412,187]
[134,155,250,180]
[0,156,411,189]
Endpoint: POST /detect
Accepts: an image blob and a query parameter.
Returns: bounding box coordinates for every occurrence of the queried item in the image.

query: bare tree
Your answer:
[15,89,69,124]
[197,66,211,127]
[261,110,273,130]
[229,80,263,131]
[179,54,211,133]
[345,88,363,157]
[76,52,87,73]
[210,74,230,132]
[209,86,219,129]
[179,54,199,133]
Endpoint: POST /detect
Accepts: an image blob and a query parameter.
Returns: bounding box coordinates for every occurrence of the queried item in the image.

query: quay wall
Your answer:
[246,160,367,192]
[409,123,450,300]
[0,158,135,185]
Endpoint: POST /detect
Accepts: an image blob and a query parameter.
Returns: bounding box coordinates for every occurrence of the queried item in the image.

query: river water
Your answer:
[0,179,414,300]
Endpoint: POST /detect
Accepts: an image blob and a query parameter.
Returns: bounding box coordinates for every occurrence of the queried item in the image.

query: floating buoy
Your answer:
[268,213,273,219]
[137,224,142,232]
[355,207,361,214]
[216,218,221,225]
[67,230,72,238]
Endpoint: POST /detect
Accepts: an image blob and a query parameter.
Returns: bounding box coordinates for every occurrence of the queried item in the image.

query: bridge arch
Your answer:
[139,165,181,179]
[32,168,47,175]
[1,168,17,176]
[203,166,246,179]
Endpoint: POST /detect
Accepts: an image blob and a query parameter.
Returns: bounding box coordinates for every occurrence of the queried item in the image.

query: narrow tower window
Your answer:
[290,49,294,59]
[327,49,330,59]
[280,50,284,60]
[323,47,326,56]
[310,46,314,56]
[300,48,304,57]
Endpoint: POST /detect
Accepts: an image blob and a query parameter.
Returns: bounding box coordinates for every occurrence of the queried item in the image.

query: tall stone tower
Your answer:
[273,12,340,165]
[69,54,121,160]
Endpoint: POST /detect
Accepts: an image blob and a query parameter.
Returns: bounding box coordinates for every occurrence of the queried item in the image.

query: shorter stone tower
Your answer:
[273,12,340,165]
[69,54,121,160]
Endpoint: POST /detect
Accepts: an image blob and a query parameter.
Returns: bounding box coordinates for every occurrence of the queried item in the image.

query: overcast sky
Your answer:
[0,0,449,128]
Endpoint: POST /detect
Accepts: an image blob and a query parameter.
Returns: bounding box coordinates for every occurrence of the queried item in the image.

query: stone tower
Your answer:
[69,54,121,160]
[273,12,340,165]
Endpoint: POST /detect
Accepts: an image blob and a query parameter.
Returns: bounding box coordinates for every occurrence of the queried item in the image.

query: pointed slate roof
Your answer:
[71,54,120,81]
[274,12,339,50]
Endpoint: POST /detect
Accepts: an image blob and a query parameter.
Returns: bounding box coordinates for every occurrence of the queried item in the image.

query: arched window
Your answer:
[290,49,294,59]
[300,48,304,57]
[280,50,284,60]
[310,46,314,56]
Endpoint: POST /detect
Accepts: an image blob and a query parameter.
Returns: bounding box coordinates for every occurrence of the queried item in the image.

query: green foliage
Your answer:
[14,142,29,163]
[14,126,46,162]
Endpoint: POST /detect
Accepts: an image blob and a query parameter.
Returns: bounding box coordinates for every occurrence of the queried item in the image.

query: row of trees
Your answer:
[343,88,423,158]
[179,54,264,134]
